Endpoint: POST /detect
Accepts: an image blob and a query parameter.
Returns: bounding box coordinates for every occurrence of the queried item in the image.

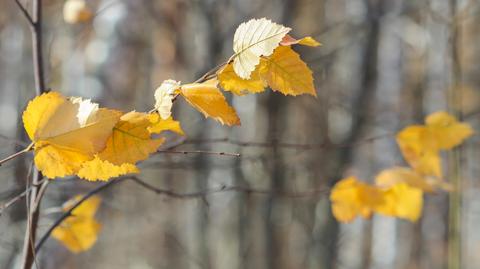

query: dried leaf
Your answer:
[218,63,267,95]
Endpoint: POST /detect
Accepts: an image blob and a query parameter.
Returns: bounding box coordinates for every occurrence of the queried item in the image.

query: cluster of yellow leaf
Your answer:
[21,18,318,181]
[52,195,102,253]
[23,92,183,181]
[154,18,319,127]
[330,112,473,223]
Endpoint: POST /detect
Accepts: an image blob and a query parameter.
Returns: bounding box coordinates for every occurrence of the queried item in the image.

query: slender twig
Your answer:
[35,175,329,253]
[35,178,127,253]
[0,178,47,216]
[194,61,229,83]
[157,149,240,157]
[13,0,34,26]
[0,143,33,167]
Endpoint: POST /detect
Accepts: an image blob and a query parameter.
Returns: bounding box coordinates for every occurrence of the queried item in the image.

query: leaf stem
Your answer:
[0,143,34,167]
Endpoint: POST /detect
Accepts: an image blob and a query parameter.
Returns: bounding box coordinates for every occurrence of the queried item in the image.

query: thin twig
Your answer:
[35,178,127,253]
[13,0,34,26]
[0,178,47,216]
[157,149,241,157]
[0,143,33,167]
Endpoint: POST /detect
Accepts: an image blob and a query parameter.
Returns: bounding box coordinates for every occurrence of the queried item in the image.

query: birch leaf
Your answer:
[233,18,291,79]
[154,80,181,120]
[77,156,139,181]
[148,113,185,136]
[97,111,165,165]
[22,92,122,178]
[218,62,267,95]
[262,46,317,96]
[425,111,474,150]
[52,196,102,253]
[180,79,240,126]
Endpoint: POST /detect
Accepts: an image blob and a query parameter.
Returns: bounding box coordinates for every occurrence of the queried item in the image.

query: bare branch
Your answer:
[13,0,34,26]
[0,144,33,167]
[157,149,241,157]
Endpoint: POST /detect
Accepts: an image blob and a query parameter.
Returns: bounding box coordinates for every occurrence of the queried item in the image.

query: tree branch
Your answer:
[13,0,34,26]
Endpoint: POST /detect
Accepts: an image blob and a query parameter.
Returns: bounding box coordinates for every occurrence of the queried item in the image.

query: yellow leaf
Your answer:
[97,111,165,165]
[280,35,321,47]
[425,111,474,150]
[330,177,383,223]
[375,183,423,222]
[396,126,442,177]
[154,80,181,120]
[233,18,291,79]
[218,63,267,95]
[23,92,122,178]
[63,0,93,24]
[180,80,241,126]
[262,46,317,96]
[77,156,139,181]
[375,167,436,192]
[52,196,102,253]
[148,113,185,136]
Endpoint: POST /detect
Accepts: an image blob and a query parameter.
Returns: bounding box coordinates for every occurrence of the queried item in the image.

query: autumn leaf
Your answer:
[154,80,181,120]
[180,79,240,126]
[22,92,122,178]
[425,111,474,150]
[77,156,139,181]
[232,18,291,79]
[396,111,473,177]
[280,35,321,47]
[261,46,317,96]
[52,195,102,253]
[218,63,267,95]
[375,167,436,192]
[330,177,384,223]
[63,0,93,24]
[97,111,165,165]
[148,113,185,136]
[375,183,423,222]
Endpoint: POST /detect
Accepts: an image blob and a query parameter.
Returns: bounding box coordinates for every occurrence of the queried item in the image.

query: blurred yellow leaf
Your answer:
[180,80,240,126]
[425,111,474,150]
[22,92,121,178]
[262,46,317,96]
[396,111,473,177]
[375,183,423,222]
[97,111,165,165]
[52,196,102,253]
[376,167,436,192]
[218,63,267,95]
[77,156,139,181]
[232,18,290,79]
[63,0,93,24]
[330,177,383,223]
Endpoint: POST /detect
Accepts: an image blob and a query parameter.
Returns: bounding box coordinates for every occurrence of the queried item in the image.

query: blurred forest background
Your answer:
[1,0,480,268]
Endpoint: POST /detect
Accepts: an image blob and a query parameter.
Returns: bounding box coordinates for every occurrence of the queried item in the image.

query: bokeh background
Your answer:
[1,0,480,268]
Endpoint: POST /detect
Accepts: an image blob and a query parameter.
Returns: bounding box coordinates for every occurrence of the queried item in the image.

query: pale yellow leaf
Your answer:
[233,18,291,79]
[154,80,181,120]
[375,167,436,192]
[180,80,240,126]
[262,46,317,96]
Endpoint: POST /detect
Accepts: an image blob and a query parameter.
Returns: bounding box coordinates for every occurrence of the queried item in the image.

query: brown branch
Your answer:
[13,0,34,26]
[35,175,329,253]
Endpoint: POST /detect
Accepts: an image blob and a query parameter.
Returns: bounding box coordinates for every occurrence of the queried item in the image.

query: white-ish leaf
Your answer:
[233,18,290,79]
